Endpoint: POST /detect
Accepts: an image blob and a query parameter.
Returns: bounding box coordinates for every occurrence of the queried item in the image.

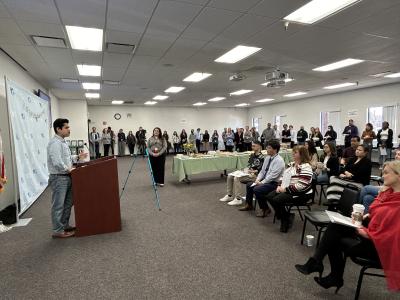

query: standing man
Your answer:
[297,126,308,145]
[117,129,126,157]
[342,119,358,148]
[195,128,202,153]
[47,118,87,238]
[89,127,101,159]
[136,127,147,156]
[261,123,274,148]
[107,127,116,155]
[243,126,253,151]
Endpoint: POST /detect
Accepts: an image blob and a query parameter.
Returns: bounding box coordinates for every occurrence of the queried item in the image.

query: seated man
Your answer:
[219,141,264,205]
[238,140,285,217]
[340,136,360,165]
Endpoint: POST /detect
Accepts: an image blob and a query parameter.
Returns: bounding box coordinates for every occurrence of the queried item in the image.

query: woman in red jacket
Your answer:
[295,160,400,293]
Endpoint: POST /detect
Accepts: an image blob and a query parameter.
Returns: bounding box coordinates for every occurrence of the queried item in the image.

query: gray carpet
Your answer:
[0,156,397,299]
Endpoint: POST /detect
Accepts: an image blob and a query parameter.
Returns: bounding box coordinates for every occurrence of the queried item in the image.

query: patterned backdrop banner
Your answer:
[6,79,50,215]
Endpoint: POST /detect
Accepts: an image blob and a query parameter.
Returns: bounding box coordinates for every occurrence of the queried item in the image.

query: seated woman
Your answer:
[326,145,372,202]
[360,148,400,212]
[316,142,340,184]
[305,140,319,172]
[266,146,313,233]
[295,160,400,293]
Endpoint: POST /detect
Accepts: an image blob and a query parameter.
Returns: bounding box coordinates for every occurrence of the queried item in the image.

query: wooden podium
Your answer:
[71,156,121,237]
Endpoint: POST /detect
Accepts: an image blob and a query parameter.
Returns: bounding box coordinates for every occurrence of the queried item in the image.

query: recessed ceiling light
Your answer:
[235,103,249,107]
[313,58,364,72]
[255,98,275,103]
[164,86,185,93]
[111,100,124,105]
[284,0,361,24]
[230,89,253,96]
[77,64,101,76]
[193,102,207,106]
[66,25,103,51]
[85,92,100,99]
[61,78,79,83]
[284,92,307,97]
[384,72,400,78]
[208,97,226,102]
[82,82,100,90]
[215,45,262,64]
[153,95,169,100]
[144,101,157,105]
[103,80,120,85]
[324,82,357,89]
[183,72,212,82]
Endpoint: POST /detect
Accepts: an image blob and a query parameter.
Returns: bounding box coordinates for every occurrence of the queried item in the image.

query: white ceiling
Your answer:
[0,0,399,107]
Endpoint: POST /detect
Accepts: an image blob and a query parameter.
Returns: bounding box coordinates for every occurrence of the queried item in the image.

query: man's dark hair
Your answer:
[351,136,361,142]
[53,118,69,134]
[252,141,262,146]
[266,139,281,152]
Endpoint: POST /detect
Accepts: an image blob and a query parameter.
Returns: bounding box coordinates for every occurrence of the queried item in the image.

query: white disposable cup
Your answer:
[352,204,365,214]
[306,235,315,247]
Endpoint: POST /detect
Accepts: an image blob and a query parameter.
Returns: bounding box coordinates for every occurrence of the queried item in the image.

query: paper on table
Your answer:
[228,170,248,177]
[325,210,360,228]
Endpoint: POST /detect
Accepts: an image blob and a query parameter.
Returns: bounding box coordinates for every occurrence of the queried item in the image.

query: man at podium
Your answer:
[47,118,87,238]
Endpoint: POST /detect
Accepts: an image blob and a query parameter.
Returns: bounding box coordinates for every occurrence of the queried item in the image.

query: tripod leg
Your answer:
[146,149,161,211]
[119,155,137,200]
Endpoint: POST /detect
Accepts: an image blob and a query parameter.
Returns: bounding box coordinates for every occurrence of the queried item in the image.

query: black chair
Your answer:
[300,184,360,246]
[350,256,385,300]
[314,182,329,205]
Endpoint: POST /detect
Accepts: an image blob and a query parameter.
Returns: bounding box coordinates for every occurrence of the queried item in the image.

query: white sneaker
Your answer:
[228,198,243,206]
[219,195,233,202]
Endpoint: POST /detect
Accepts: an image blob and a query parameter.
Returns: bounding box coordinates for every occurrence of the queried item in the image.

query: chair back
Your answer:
[337,184,360,217]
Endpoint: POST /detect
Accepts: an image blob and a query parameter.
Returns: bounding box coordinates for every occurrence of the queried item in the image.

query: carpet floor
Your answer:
[0,156,397,299]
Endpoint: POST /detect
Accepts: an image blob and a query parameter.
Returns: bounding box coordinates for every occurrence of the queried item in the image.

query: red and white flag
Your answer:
[0,129,6,193]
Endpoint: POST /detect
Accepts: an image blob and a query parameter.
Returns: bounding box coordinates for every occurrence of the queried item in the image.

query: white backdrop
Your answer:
[6,79,50,215]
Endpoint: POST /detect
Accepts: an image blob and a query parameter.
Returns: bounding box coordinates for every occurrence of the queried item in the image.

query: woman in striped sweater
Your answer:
[266,146,313,232]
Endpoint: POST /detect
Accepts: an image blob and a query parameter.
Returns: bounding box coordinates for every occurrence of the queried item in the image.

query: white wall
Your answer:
[88,105,248,136]
[0,50,59,212]
[58,99,89,144]
[248,83,400,141]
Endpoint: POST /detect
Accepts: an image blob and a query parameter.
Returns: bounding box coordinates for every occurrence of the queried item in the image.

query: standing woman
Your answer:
[203,130,210,152]
[188,129,196,144]
[102,128,111,156]
[180,129,188,149]
[225,128,235,152]
[222,128,227,150]
[172,131,180,154]
[361,123,376,160]
[313,127,324,149]
[309,127,316,140]
[126,131,136,156]
[212,130,219,150]
[324,125,337,145]
[251,127,260,143]
[162,130,170,154]
[147,127,167,187]
[377,121,393,169]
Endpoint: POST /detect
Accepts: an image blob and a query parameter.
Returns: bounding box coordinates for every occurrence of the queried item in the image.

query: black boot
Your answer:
[314,274,344,294]
[295,257,324,277]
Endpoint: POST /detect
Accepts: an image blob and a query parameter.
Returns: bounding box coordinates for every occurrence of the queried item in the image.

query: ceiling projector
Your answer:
[264,69,292,88]
[229,72,246,81]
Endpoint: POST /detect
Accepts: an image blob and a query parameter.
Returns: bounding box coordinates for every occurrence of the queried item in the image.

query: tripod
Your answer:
[119,149,161,211]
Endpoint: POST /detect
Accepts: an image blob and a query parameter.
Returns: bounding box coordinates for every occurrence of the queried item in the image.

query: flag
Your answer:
[0,129,7,193]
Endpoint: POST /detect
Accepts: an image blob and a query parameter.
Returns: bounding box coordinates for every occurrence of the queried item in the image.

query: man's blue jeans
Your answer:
[49,175,73,233]
[359,185,379,213]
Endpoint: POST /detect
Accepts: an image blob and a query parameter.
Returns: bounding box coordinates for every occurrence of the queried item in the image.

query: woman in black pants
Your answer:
[295,160,400,293]
[147,127,167,186]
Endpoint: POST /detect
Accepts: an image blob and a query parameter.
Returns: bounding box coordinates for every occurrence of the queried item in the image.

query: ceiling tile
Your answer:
[207,0,261,12]
[103,52,131,68]
[181,7,242,41]
[2,0,60,23]
[106,30,141,45]
[107,0,158,34]
[72,50,103,65]
[249,0,308,18]
[135,34,178,56]
[56,0,107,28]
[18,21,66,38]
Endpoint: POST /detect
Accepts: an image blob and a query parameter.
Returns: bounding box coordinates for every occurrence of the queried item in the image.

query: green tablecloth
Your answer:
[172,149,324,182]
[172,155,238,182]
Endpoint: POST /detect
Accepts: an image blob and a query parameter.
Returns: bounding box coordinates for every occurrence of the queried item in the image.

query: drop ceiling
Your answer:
[0,0,399,107]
